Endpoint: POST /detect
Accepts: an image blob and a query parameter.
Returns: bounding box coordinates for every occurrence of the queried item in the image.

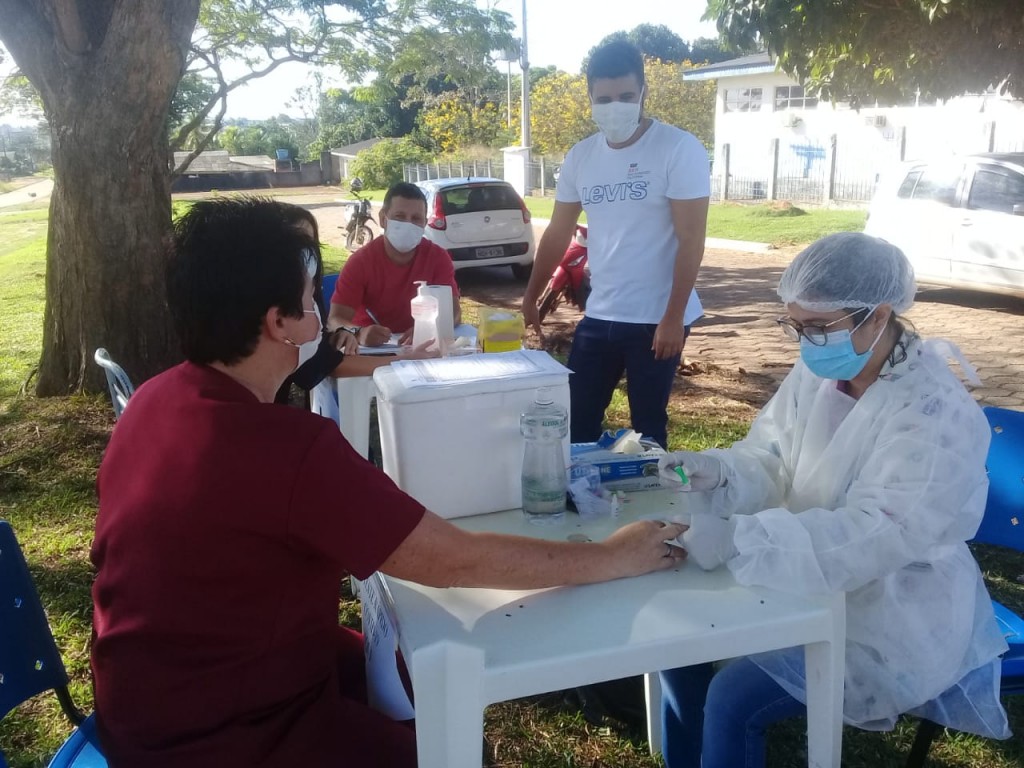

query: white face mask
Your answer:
[385,219,424,253]
[286,302,322,371]
[591,96,642,144]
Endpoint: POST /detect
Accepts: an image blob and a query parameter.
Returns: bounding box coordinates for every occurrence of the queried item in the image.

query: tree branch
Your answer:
[50,0,91,55]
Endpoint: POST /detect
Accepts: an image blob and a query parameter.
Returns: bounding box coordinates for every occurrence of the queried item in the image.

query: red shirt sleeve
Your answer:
[287,423,425,578]
[333,248,368,309]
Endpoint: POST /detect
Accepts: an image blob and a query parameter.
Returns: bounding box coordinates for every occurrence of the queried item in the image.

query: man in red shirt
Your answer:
[90,198,686,768]
[329,182,461,346]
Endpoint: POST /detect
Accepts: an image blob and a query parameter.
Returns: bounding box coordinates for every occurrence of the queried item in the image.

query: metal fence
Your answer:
[404,157,560,196]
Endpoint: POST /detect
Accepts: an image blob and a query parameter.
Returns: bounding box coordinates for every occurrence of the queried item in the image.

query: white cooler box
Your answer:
[373,351,570,518]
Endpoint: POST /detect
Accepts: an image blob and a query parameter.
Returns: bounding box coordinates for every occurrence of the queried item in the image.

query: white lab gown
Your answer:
[705,335,1010,738]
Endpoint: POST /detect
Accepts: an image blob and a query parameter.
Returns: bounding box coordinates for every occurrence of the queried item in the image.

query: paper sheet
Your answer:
[357,325,478,357]
[389,349,569,389]
[361,573,415,720]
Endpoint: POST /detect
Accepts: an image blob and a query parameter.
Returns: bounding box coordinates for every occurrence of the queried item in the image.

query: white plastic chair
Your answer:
[93,348,134,419]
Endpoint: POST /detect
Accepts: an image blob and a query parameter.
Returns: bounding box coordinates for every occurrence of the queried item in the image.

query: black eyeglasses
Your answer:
[776,308,869,347]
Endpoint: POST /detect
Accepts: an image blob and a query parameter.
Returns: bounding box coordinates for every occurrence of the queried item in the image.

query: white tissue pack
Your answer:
[570,429,666,492]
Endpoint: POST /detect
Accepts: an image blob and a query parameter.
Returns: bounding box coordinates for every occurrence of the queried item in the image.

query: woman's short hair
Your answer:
[166,198,315,365]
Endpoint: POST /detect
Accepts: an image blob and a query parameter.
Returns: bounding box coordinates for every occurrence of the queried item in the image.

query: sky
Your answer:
[1,2,719,125]
[219,1,719,120]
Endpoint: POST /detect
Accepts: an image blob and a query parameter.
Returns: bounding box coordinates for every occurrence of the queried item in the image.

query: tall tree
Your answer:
[0,0,514,396]
[706,0,1024,106]
[0,1,200,395]
[584,24,691,70]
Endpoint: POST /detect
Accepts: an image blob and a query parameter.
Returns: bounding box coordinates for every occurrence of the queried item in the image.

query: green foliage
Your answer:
[644,59,716,149]
[417,94,512,154]
[217,120,299,158]
[530,71,592,157]
[588,24,692,67]
[706,0,1024,105]
[350,137,428,189]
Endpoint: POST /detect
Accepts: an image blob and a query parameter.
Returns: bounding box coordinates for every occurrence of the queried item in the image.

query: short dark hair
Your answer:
[382,181,426,211]
[279,204,326,308]
[167,198,315,365]
[586,40,645,92]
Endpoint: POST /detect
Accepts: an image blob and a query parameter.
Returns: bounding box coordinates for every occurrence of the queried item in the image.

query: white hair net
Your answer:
[777,232,916,313]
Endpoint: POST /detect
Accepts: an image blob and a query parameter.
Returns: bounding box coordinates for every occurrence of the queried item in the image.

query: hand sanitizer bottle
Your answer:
[410,280,440,352]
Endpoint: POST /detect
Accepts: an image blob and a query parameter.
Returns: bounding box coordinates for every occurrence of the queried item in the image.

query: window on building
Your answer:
[968,166,1024,214]
[774,85,818,110]
[724,88,763,113]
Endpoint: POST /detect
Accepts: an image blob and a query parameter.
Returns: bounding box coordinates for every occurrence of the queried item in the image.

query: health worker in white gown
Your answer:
[657,232,1010,768]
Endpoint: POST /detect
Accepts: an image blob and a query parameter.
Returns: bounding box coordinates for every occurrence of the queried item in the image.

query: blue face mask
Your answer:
[799,311,885,380]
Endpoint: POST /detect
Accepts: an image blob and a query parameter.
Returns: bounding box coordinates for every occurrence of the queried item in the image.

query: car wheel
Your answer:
[511,262,533,281]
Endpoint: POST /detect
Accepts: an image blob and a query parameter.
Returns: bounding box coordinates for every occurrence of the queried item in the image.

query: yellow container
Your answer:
[479,308,524,353]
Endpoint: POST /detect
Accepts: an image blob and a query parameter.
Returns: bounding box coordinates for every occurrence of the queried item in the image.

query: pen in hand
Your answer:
[365,307,382,326]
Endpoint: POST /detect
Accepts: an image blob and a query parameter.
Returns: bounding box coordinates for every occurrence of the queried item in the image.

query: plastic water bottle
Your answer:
[520,387,568,525]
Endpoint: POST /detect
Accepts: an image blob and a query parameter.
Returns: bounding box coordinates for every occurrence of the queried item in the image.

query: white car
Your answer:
[417,177,536,279]
[864,153,1024,297]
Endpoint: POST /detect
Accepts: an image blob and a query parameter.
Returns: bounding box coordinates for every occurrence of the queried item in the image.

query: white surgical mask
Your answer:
[385,219,424,253]
[591,96,642,144]
[285,303,322,371]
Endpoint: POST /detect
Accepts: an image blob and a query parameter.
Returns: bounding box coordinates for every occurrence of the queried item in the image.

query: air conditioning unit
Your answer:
[864,114,887,127]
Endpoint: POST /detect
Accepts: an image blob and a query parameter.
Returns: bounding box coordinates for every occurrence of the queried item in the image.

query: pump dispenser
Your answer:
[411,280,441,352]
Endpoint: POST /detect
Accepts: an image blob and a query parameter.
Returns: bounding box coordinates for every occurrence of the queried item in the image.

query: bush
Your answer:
[350,137,428,189]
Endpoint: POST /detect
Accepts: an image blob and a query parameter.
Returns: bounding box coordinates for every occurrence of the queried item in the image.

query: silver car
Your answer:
[417,177,536,279]
[864,153,1024,297]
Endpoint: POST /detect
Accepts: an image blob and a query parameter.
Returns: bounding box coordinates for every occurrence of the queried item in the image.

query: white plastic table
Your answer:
[377,490,846,768]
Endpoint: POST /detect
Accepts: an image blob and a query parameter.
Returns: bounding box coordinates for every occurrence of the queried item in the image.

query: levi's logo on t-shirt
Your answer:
[581,181,648,205]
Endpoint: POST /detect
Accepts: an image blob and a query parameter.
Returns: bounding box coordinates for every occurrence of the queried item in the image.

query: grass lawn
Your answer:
[1,205,1021,768]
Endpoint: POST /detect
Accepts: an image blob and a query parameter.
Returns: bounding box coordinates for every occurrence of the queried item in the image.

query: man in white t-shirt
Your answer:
[522,40,710,449]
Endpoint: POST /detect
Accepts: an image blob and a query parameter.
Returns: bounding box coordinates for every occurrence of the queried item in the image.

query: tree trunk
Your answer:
[0,1,201,395]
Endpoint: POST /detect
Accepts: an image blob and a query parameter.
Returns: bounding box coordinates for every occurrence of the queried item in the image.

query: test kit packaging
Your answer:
[570,443,667,492]
[373,350,570,518]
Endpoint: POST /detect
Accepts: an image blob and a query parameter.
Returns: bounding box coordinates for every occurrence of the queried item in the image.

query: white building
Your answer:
[684,52,1024,203]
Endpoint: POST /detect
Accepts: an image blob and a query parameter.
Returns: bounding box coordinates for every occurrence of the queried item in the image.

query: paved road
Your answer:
[285,191,1024,409]
[0,178,53,209]
[694,246,1024,409]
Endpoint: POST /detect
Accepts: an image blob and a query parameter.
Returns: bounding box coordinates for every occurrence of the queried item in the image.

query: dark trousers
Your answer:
[567,316,688,449]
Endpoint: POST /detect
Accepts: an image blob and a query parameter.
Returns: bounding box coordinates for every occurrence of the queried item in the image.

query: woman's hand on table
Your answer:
[601,520,688,578]
[327,327,359,355]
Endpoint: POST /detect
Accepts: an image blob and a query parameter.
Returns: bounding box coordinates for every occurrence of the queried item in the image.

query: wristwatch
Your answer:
[339,325,361,336]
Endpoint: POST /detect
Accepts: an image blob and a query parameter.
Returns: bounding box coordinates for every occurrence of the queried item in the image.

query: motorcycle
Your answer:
[537,225,590,323]
[342,177,376,249]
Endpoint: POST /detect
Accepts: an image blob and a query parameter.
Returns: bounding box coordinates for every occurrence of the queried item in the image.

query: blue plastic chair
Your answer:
[320,273,339,308]
[93,348,134,420]
[905,405,1024,766]
[0,521,107,768]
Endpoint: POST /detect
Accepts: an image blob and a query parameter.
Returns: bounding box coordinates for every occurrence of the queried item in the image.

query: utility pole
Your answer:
[519,0,530,152]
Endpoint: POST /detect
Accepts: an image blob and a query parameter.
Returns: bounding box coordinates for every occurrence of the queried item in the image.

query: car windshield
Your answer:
[440,184,521,215]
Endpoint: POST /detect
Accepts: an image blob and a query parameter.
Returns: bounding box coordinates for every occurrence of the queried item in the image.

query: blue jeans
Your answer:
[566,316,689,449]
[660,657,806,768]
